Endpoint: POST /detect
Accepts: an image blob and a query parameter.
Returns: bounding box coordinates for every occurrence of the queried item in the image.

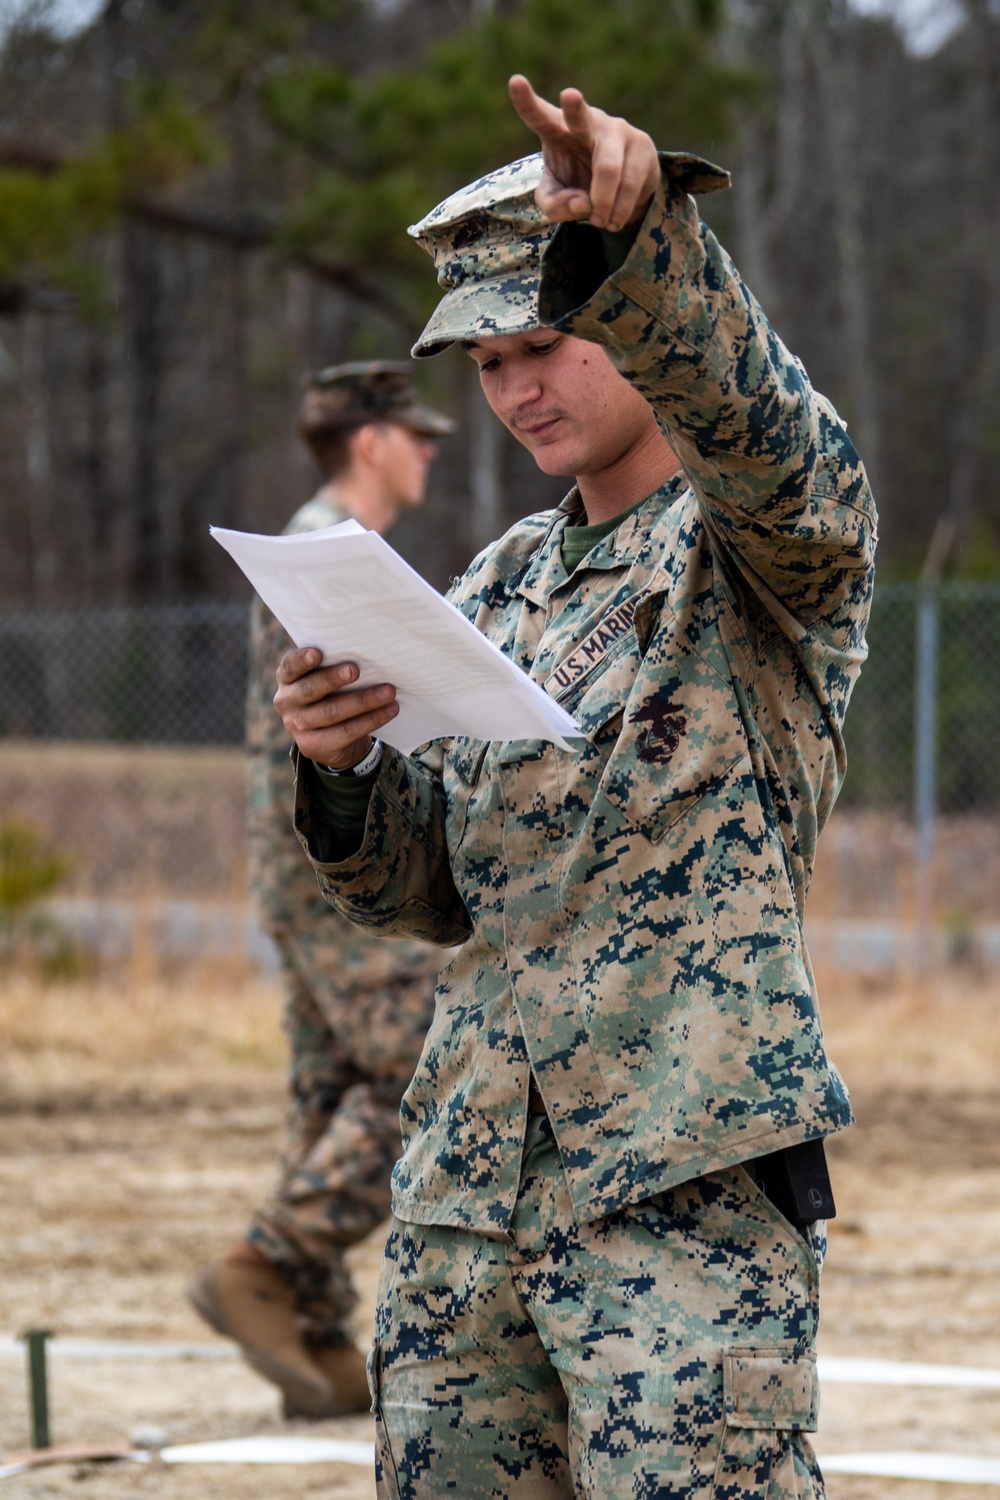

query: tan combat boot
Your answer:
[282,1341,372,1419]
[188,1260,336,1417]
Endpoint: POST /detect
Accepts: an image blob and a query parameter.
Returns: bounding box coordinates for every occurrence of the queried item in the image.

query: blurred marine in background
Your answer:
[189,363,453,1418]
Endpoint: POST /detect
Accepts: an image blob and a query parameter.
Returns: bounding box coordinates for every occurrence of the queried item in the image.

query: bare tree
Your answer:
[807,0,882,493]
[121,219,168,599]
[944,0,999,562]
[18,313,56,606]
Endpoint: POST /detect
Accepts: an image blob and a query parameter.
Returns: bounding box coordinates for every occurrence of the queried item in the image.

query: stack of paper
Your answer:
[211,522,582,753]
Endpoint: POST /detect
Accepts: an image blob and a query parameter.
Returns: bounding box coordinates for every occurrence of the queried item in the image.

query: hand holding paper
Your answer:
[211,521,582,755]
[275,649,402,770]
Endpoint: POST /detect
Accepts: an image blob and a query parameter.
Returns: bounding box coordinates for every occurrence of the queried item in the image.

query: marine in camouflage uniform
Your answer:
[189,364,453,1418]
[280,82,875,1495]
[245,493,446,1335]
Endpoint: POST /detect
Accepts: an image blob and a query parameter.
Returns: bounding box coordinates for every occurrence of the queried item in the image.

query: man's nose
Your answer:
[499,360,543,416]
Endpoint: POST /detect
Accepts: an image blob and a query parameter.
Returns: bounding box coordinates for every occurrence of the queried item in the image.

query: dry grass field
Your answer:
[2,741,1000,1497]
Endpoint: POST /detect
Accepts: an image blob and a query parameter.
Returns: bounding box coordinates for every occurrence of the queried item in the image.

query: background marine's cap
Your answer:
[408,149,731,359]
[408,154,552,359]
[303,360,454,435]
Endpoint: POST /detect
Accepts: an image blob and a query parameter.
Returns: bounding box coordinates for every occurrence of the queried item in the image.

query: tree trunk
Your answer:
[770,0,810,237]
[122,220,166,601]
[945,1,996,563]
[84,322,116,604]
[730,107,779,317]
[809,2,882,494]
[19,313,57,608]
[210,116,251,581]
[213,242,248,532]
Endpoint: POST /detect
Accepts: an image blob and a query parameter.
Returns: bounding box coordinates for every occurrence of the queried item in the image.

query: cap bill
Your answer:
[411,268,542,359]
[398,400,456,436]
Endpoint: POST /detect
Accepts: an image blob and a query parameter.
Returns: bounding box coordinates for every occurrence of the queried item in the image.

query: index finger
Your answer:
[507,74,565,141]
[275,645,324,686]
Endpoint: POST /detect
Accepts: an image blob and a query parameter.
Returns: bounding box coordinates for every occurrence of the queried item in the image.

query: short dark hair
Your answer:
[298,388,371,479]
[300,423,364,479]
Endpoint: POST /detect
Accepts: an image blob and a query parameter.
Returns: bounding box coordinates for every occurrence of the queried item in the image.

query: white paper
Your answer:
[0,1335,236,1362]
[819,1355,1000,1389]
[818,1451,1000,1485]
[211,522,582,754]
[160,1436,374,1466]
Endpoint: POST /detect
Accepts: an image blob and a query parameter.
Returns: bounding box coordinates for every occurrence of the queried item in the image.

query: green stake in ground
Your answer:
[19,1328,52,1449]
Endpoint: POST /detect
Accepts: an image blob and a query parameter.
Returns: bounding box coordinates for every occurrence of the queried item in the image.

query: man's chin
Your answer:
[527,442,578,478]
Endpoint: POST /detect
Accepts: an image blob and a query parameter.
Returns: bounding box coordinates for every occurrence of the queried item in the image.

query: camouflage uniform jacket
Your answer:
[248,490,443,1001]
[293,168,877,1231]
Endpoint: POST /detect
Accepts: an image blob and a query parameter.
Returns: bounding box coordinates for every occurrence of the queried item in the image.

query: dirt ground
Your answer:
[2,961,1000,1499]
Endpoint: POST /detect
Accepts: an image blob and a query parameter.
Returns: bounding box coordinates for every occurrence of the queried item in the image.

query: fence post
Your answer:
[913,587,937,971]
[912,520,955,974]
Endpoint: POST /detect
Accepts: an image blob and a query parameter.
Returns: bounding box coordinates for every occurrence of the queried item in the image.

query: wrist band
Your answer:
[322,739,383,778]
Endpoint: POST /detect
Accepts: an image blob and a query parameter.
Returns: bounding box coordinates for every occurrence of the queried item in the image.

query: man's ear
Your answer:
[348,421,383,469]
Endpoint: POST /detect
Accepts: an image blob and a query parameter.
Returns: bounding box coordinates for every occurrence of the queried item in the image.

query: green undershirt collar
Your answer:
[560,496,646,575]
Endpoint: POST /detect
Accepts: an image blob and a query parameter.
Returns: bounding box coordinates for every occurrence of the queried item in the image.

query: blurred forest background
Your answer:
[0,0,998,603]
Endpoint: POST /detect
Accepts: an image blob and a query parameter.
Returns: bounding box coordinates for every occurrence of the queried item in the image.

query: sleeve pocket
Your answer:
[712,1348,820,1500]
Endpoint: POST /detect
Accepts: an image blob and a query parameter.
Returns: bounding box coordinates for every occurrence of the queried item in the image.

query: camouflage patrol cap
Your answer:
[408,149,731,359]
[408,154,551,359]
[303,360,454,435]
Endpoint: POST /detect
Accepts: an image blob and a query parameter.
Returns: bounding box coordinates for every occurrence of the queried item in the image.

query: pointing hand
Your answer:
[507,75,660,233]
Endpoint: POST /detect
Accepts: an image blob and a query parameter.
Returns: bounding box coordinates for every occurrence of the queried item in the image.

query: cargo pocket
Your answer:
[368,1340,401,1500]
[712,1348,819,1500]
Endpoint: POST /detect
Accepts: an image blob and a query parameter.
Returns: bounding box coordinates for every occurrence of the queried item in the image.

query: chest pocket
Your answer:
[441,737,488,859]
[547,625,641,745]
[596,618,749,844]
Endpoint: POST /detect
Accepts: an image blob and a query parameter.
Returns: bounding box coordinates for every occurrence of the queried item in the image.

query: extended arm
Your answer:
[512,76,875,903]
[511,74,875,644]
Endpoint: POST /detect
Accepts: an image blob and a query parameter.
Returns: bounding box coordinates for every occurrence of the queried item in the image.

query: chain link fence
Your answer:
[2,585,998,970]
[0,604,249,744]
[842,582,1000,814]
[1,584,999,812]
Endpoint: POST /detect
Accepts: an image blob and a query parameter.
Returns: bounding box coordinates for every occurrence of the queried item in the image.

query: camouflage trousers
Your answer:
[370,1115,826,1498]
[248,928,437,1348]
